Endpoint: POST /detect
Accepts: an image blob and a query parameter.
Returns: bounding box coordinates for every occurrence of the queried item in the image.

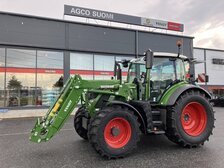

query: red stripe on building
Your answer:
[70,69,94,75]
[0,67,5,72]
[37,69,63,74]
[0,67,63,74]
[94,71,114,76]
[5,67,36,73]
[0,67,128,76]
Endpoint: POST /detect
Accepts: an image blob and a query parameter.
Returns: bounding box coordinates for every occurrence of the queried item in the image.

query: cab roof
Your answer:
[130,52,188,63]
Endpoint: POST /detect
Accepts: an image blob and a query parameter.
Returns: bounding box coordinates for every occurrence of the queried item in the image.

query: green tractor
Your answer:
[30,49,215,159]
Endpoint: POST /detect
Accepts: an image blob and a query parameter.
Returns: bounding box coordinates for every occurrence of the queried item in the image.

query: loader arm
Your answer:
[30,75,119,143]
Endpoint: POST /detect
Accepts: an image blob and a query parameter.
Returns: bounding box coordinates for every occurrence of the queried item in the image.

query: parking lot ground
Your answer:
[0,107,224,168]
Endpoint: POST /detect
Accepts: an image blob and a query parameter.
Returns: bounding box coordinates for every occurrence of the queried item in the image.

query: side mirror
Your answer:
[122,60,129,68]
[145,49,154,69]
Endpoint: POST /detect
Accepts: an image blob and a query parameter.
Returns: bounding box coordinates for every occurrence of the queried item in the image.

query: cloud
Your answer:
[194,23,224,48]
[139,0,224,49]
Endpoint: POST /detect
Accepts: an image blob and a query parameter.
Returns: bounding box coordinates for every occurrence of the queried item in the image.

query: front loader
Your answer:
[30,49,215,159]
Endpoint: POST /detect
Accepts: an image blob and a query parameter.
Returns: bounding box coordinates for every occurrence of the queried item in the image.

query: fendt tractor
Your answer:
[30,47,215,159]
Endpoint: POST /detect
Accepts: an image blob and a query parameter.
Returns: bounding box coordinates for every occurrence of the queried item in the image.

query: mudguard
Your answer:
[166,84,211,106]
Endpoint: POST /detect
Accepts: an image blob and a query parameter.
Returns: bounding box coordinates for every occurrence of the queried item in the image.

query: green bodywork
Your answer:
[30,55,192,143]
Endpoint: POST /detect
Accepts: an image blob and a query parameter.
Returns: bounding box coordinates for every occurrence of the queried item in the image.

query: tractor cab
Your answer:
[126,53,187,102]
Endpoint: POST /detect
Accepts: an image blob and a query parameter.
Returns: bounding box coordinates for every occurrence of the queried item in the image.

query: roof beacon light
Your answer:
[177,40,182,58]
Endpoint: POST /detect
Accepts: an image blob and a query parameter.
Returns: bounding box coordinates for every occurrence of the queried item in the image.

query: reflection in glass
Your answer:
[0,48,5,107]
[94,55,115,80]
[37,50,63,106]
[6,48,36,107]
[37,50,63,69]
[7,48,36,68]
[70,53,93,79]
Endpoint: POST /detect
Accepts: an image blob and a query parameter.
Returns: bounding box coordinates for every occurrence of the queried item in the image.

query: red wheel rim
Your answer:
[181,102,207,136]
[104,117,132,148]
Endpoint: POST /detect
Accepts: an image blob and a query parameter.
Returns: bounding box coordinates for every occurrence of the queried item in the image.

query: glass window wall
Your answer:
[0,47,137,108]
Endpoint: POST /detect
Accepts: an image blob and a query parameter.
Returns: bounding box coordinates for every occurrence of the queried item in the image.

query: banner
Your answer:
[64,5,184,32]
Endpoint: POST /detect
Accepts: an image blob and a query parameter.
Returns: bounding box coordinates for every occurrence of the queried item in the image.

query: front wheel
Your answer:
[74,107,89,140]
[166,90,215,147]
[88,106,140,159]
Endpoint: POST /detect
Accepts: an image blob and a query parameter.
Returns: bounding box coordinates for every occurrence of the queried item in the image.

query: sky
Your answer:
[0,0,223,50]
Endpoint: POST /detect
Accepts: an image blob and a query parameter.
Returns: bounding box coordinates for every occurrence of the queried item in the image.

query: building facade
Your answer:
[194,48,224,98]
[0,11,197,108]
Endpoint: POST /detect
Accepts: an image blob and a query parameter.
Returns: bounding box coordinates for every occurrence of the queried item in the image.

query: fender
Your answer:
[108,101,147,134]
[165,84,211,106]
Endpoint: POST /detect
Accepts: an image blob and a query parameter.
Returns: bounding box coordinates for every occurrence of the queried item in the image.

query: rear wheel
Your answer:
[166,90,215,147]
[74,107,89,140]
[181,102,207,136]
[88,106,140,159]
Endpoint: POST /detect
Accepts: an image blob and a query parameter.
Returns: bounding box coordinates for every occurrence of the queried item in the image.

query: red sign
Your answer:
[168,22,182,31]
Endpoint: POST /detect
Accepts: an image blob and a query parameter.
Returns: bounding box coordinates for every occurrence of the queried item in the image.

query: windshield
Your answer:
[128,57,185,102]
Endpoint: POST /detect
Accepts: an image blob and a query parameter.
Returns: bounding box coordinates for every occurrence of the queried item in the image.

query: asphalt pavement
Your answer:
[0,107,224,168]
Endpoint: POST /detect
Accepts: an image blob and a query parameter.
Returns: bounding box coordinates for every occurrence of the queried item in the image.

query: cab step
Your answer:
[147,110,165,134]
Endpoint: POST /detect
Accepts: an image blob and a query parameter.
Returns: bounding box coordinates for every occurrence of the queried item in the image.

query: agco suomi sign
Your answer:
[64,5,184,32]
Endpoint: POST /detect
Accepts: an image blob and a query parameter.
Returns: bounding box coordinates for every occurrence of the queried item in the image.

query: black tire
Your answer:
[166,90,215,147]
[74,107,89,140]
[88,105,141,159]
[129,101,152,133]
